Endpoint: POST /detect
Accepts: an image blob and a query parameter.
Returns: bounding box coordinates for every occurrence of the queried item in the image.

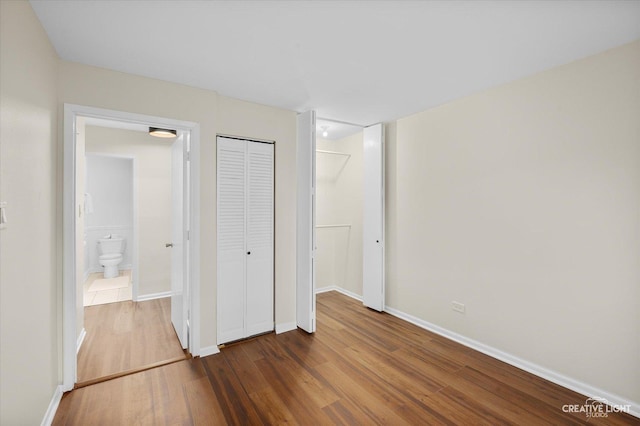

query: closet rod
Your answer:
[316,149,351,157]
[316,224,352,229]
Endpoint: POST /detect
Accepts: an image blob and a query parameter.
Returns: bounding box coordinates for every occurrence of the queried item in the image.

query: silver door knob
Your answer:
[165,243,173,248]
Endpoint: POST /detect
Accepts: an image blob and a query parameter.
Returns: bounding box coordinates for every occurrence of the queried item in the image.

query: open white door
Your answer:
[296,110,316,333]
[171,133,189,349]
[363,123,385,311]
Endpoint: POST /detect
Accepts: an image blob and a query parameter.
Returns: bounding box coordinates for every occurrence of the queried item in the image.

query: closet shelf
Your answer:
[316,149,351,158]
[316,224,352,229]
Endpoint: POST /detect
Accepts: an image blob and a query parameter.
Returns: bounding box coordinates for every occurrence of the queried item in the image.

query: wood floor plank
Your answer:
[255,336,340,409]
[314,361,412,425]
[201,354,263,425]
[54,291,639,425]
[77,298,187,383]
[253,356,335,423]
[222,343,270,393]
[247,387,296,425]
[425,386,516,425]
[446,365,584,425]
[183,376,228,425]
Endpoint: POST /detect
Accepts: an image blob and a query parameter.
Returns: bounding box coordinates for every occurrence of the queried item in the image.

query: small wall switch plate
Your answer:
[452,301,465,313]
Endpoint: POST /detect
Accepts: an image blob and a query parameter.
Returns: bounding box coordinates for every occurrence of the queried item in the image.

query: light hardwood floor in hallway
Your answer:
[77,297,187,385]
[56,292,638,425]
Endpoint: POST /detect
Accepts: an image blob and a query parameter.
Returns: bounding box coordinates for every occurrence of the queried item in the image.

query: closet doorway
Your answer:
[297,113,385,331]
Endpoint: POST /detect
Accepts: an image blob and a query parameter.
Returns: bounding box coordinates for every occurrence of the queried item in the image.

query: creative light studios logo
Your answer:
[562,397,631,418]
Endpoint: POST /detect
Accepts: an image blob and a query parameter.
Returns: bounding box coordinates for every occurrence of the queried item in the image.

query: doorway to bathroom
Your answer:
[82,153,134,307]
[62,104,201,391]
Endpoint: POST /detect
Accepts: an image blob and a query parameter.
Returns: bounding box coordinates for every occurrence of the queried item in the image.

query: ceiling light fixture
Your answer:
[149,127,177,138]
[321,126,329,138]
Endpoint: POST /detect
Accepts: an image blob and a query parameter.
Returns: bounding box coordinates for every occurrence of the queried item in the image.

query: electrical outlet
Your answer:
[452,301,465,313]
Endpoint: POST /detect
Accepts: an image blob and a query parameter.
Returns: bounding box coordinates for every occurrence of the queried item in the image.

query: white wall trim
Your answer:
[384,305,640,419]
[85,265,134,276]
[275,321,297,334]
[76,328,86,355]
[317,285,363,302]
[333,287,363,302]
[315,285,337,294]
[40,385,63,426]
[199,345,221,357]
[136,291,172,302]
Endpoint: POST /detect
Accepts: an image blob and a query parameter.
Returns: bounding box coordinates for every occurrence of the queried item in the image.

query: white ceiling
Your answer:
[31,1,640,128]
[316,118,362,141]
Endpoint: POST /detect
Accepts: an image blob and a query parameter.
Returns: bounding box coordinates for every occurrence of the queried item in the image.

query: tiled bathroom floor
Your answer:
[83,269,133,306]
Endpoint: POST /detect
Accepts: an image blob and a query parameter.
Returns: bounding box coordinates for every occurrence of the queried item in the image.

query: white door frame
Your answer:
[62,104,201,391]
[296,111,316,333]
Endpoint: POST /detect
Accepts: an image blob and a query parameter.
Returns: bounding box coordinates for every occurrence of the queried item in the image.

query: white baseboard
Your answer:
[199,345,220,357]
[323,288,638,418]
[40,385,63,426]
[316,285,364,302]
[275,321,297,334]
[76,328,86,354]
[315,285,337,294]
[383,306,640,419]
[136,291,171,302]
[332,287,363,302]
[87,265,133,276]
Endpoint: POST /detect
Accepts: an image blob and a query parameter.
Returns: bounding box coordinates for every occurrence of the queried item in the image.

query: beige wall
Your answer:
[2,3,298,419]
[4,0,638,421]
[58,62,297,351]
[85,126,173,296]
[386,40,640,403]
[215,95,298,328]
[316,134,364,296]
[0,1,60,424]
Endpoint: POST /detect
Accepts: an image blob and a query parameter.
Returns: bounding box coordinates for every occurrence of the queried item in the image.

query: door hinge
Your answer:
[186,151,191,162]
[187,230,190,241]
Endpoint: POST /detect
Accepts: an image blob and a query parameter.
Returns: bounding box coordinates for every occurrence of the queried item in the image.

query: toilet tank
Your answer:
[98,235,126,255]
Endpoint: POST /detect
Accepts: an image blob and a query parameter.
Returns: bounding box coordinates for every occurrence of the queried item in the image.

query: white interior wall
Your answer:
[386,39,640,405]
[85,126,172,297]
[0,2,59,424]
[84,153,134,272]
[316,133,363,296]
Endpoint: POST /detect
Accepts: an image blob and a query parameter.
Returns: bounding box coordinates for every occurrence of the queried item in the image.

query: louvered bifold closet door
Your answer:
[217,137,247,344]
[245,141,274,336]
[217,137,275,345]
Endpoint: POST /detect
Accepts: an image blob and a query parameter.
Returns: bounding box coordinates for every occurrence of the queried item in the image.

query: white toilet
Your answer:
[97,235,126,279]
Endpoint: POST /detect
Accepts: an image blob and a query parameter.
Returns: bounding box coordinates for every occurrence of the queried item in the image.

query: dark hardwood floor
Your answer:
[54,291,638,425]
[77,297,187,385]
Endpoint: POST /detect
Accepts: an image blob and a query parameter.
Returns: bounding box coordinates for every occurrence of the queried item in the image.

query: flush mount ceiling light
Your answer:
[149,127,177,138]
[321,126,329,138]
